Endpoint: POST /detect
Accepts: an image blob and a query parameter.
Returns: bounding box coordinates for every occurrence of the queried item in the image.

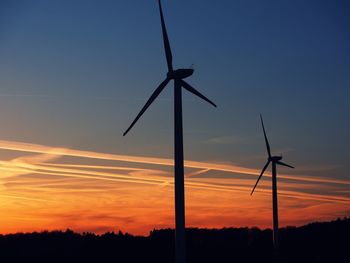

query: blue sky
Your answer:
[0,0,349,182]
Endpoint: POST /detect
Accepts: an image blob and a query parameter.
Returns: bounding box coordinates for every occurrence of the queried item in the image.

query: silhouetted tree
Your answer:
[0,218,348,263]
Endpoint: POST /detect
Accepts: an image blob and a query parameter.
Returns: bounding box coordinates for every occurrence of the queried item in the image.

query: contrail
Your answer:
[0,94,55,98]
[0,140,349,186]
[2,159,349,205]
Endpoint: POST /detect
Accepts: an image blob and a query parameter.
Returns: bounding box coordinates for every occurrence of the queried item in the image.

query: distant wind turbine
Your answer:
[123,1,216,263]
[251,114,294,250]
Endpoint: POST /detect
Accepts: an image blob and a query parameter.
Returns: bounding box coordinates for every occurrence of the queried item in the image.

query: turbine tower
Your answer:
[123,1,216,262]
[251,114,294,250]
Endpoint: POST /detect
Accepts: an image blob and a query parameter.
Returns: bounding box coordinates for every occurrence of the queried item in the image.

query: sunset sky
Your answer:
[0,0,349,235]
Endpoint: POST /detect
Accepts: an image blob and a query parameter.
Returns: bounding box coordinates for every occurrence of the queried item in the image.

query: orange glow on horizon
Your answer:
[0,139,349,235]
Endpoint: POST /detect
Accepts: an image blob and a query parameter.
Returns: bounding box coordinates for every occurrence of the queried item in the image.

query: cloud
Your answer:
[1,139,348,186]
[0,94,55,98]
[0,139,349,235]
[204,135,246,145]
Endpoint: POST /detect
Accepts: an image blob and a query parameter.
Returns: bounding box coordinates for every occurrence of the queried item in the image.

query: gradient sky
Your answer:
[0,0,349,235]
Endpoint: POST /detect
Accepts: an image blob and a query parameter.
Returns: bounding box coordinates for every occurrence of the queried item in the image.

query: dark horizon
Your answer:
[0,217,348,263]
[0,216,347,237]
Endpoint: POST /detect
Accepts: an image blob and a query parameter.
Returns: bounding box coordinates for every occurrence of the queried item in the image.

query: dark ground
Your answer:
[0,217,349,263]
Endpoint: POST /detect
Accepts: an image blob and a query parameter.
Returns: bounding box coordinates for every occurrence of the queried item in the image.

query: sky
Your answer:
[0,0,349,235]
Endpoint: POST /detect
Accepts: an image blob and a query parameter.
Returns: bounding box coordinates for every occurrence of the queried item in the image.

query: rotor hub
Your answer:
[167,68,194,80]
[270,156,282,162]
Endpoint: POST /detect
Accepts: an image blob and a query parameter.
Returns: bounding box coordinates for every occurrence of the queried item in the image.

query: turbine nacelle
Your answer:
[269,156,282,162]
[167,68,194,80]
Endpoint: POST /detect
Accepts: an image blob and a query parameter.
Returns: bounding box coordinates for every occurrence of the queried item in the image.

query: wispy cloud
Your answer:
[204,135,246,145]
[0,94,55,98]
[0,139,349,235]
[1,139,348,185]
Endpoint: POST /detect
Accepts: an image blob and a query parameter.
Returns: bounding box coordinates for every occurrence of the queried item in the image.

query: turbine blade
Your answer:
[260,114,271,158]
[158,0,173,71]
[251,161,270,195]
[277,161,294,169]
[181,80,217,108]
[123,78,170,136]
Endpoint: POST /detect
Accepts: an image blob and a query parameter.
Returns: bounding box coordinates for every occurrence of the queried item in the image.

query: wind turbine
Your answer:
[251,114,294,250]
[123,1,216,262]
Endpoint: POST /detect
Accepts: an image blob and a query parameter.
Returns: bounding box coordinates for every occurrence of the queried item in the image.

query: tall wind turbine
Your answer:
[251,114,294,250]
[123,1,216,262]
